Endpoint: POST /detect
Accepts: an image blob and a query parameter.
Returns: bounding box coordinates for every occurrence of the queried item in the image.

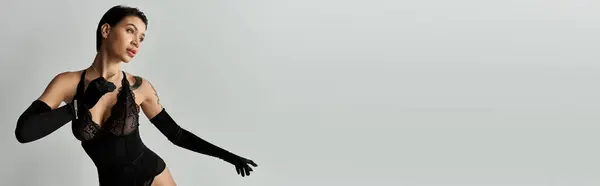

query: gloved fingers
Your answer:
[244,166,251,176]
[90,77,116,92]
[246,166,254,176]
[102,81,116,92]
[106,84,116,92]
[248,160,258,167]
[236,166,241,175]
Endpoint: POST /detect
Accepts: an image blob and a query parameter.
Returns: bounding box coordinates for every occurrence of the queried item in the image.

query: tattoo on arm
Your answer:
[131,76,143,90]
[148,81,160,105]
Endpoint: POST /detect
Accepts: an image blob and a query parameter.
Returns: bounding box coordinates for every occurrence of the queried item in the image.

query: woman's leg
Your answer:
[151,166,177,186]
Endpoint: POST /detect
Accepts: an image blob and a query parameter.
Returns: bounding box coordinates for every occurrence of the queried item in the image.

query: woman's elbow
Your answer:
[15,117,34,144]
[15,129,33,143]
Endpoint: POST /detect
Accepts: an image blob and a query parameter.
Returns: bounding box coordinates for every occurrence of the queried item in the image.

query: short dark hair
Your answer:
[96,5,148,51]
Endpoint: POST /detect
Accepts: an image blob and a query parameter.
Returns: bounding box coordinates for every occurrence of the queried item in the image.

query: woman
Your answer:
[14,5,257,186]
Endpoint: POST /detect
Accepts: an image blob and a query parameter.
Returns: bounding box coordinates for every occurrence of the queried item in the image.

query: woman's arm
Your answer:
[15,72,77,143]
[138,77,233,158]
[138,77,257,176]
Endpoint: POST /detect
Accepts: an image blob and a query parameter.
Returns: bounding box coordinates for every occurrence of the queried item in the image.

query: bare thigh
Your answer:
[151,166,176,186]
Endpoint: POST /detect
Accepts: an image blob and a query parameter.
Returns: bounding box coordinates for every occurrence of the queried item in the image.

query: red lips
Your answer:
[127,48,137,57]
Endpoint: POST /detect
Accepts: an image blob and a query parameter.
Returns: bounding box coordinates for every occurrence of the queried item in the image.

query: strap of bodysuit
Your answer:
[74,70,87,100]
[121,71,128,87]
[70,70,87,120]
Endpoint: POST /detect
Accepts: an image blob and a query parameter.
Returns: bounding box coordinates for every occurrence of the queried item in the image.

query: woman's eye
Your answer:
[127,28,134,33]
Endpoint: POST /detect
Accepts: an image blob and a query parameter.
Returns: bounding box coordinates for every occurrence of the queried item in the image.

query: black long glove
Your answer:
[149,108,258,177]
[15,77,116,143]
[15,100,75,143]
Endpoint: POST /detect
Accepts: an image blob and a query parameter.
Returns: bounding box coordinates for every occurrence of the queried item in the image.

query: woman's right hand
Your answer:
[82,77,116,109]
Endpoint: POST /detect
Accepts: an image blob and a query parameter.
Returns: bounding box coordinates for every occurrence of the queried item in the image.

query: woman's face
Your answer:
[102,16,146,63]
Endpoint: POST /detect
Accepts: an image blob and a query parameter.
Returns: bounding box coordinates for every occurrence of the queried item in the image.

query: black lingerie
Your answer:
[71,70,165,186]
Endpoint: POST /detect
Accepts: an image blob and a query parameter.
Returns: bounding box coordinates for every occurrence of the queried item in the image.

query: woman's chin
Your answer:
[121,56,133,63]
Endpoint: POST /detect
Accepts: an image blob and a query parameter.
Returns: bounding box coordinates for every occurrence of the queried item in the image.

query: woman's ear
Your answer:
[101,23,111,39]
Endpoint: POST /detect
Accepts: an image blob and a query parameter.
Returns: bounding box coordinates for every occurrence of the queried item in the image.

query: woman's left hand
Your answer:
[225,155,258,177]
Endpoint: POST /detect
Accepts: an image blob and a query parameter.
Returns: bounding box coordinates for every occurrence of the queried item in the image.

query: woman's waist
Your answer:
[91,147,161,169]
[94,148,165,179]
[83,143,150,166]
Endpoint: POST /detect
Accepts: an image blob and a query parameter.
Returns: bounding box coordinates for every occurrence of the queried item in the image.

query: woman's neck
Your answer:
[90,52,121,81]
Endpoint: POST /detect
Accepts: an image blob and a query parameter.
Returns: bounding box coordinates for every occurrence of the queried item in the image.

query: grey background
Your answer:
[1,0,600,185]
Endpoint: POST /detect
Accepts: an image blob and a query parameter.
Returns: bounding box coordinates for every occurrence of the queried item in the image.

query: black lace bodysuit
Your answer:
[71,70,166,186]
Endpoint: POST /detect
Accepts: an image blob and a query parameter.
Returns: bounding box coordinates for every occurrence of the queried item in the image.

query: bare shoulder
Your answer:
[51,71,81,83]
[38,71,81,109]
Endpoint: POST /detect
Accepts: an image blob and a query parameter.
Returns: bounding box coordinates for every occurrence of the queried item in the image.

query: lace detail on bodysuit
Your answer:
[107,85,140,135]
[71,70,141,141]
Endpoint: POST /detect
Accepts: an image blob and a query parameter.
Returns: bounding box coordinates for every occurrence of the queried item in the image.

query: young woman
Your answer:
[14,5,257,186]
